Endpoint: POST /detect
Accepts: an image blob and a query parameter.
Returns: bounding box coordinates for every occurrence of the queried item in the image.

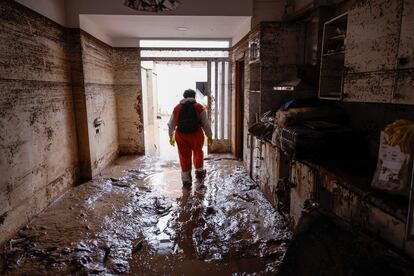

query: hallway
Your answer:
[3,0,414,274]
[0,155,291,275]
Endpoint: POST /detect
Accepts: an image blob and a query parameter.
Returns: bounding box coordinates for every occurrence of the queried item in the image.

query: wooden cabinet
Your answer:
[251,136,263,183]
[249,138,291,208]
[345,0,401,73]
[343,0,402,103]
[289,161,316,229]
[249,33,260,64]
[247,22,309,116]
[320,0,414,104]
[397,0,414,69]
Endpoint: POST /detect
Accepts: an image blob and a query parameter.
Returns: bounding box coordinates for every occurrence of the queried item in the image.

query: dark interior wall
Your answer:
[0,0,79,244]
[337,102,414,157]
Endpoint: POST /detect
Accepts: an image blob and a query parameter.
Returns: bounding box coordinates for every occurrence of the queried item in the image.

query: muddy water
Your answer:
[0,155,291,275]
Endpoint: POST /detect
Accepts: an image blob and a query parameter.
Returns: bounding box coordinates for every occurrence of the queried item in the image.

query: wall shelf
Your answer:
[329,34,345,41]
[323,51,345,57]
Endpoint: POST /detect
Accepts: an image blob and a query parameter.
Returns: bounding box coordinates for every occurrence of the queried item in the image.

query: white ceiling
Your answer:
[79,15,251,47]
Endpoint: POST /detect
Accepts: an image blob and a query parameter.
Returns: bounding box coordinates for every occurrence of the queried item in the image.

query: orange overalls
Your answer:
[172,103,206,172]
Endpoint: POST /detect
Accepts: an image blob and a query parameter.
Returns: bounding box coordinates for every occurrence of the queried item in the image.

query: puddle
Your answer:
[144,170,183,199]
[0,155,291,275]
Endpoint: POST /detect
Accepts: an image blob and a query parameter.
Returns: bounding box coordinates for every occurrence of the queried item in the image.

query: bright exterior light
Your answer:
[139,40,230,48]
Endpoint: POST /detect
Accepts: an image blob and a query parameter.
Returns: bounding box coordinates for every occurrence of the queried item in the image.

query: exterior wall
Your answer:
[80,32,119,175]
[0,1,79,244]
[113,48,145,155]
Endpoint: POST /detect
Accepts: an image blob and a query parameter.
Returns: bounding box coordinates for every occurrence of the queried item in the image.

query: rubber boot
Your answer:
[181,171,192,186]
[195,169,206,179]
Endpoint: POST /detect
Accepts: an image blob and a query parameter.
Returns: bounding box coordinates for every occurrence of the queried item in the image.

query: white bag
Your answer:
[371,132,413,196]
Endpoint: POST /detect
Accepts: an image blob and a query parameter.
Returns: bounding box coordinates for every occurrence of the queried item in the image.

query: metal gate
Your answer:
[208,61,231,153]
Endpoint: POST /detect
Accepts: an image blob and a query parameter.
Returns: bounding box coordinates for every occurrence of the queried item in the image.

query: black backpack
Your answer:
[177,103,201,133]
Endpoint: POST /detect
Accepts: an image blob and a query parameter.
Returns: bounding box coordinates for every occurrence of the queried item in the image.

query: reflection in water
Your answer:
[0,155,291,275]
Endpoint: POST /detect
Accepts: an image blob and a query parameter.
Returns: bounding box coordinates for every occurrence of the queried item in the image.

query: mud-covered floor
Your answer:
[0,155,291,275]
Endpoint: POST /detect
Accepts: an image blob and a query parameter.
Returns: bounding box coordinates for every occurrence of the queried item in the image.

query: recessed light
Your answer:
[176,27,188,31]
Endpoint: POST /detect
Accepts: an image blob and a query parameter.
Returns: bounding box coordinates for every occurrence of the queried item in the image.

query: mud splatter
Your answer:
[45,127,53,140]
[0,155,291,274]
[0,212,7,225]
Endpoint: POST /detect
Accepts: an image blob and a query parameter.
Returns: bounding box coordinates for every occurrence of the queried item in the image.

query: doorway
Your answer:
[139,39,231,158]
[235,60,245,159]
[141,61,209,160]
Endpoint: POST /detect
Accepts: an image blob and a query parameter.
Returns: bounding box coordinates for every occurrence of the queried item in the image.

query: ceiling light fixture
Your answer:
[124,0,181,12]
[176,27,188,31]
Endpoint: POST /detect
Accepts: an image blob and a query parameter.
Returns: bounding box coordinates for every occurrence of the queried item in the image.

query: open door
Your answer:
[207,60,231,153]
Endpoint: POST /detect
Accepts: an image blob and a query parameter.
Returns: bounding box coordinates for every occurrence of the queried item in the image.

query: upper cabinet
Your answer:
[397,0,414,69]
[345,0,401,73]
[343,0,402,103]
[248,22,310,116]
[320,0,414,104]
[319,13,347,100]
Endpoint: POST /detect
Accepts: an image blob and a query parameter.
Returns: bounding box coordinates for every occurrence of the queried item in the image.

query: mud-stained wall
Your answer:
[259,22,311,114]
[0,1,79,244]
[113,48,145,155]
[80,33,119,176]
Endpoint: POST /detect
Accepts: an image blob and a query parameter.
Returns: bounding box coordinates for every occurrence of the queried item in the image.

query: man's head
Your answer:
[183,89,196,99]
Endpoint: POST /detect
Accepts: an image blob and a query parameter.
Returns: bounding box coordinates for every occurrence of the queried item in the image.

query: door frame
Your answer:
[235,59,245,159]
[140,49,231,154]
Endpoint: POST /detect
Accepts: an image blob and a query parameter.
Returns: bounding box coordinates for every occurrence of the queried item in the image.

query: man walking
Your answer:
[168,89,213,185]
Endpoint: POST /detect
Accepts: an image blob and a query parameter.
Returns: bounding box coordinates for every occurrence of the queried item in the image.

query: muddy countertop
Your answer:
[300,158,409,221]
[0,155,291,275]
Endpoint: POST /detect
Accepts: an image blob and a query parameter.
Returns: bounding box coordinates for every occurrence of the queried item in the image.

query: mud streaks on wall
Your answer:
[0,0,79,245]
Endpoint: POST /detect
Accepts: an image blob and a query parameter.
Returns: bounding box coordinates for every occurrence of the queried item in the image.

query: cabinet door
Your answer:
[289,162,315,229]
[393,0,414,104]
[398,0,414,69]
[394,69,414,104]
[251,137,261,182]
[343,0,402,103]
